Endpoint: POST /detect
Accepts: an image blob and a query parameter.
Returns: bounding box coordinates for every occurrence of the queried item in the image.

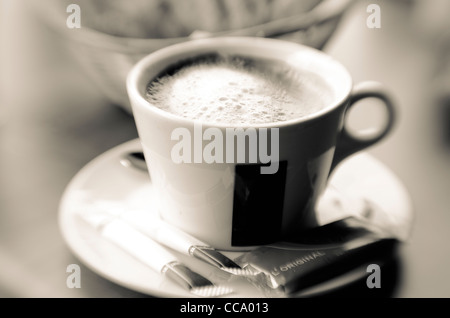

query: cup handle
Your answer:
[329,81,396,173]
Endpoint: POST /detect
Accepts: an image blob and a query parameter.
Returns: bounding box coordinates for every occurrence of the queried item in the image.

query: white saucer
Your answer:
[58,139,414,298]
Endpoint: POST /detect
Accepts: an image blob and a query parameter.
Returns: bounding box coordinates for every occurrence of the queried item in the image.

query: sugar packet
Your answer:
[234,217,399,296]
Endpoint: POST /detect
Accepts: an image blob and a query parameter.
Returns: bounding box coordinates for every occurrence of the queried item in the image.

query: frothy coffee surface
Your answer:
[146,56,333,125]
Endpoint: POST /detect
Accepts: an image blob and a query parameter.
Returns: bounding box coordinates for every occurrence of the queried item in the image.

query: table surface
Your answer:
[1,0,450,298]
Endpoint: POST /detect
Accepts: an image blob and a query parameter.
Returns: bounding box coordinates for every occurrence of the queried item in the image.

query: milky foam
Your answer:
[145,57,332,125]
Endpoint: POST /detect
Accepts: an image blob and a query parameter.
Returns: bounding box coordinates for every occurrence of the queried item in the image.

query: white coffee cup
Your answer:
[127,37,395,250]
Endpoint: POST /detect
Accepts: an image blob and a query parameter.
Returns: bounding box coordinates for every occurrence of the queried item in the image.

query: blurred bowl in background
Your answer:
[32,0,354,114]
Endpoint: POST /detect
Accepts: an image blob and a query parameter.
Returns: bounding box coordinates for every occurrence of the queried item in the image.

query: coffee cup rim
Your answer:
[127,36,353,128]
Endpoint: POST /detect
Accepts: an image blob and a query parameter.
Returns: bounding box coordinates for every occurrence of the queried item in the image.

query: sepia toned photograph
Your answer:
[1,0,450,302]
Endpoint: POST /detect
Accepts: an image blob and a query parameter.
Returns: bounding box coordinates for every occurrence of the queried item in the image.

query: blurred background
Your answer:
[1,0,450,297]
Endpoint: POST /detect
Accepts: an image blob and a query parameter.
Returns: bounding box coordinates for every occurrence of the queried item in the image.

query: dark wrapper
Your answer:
[235,217,399,295]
